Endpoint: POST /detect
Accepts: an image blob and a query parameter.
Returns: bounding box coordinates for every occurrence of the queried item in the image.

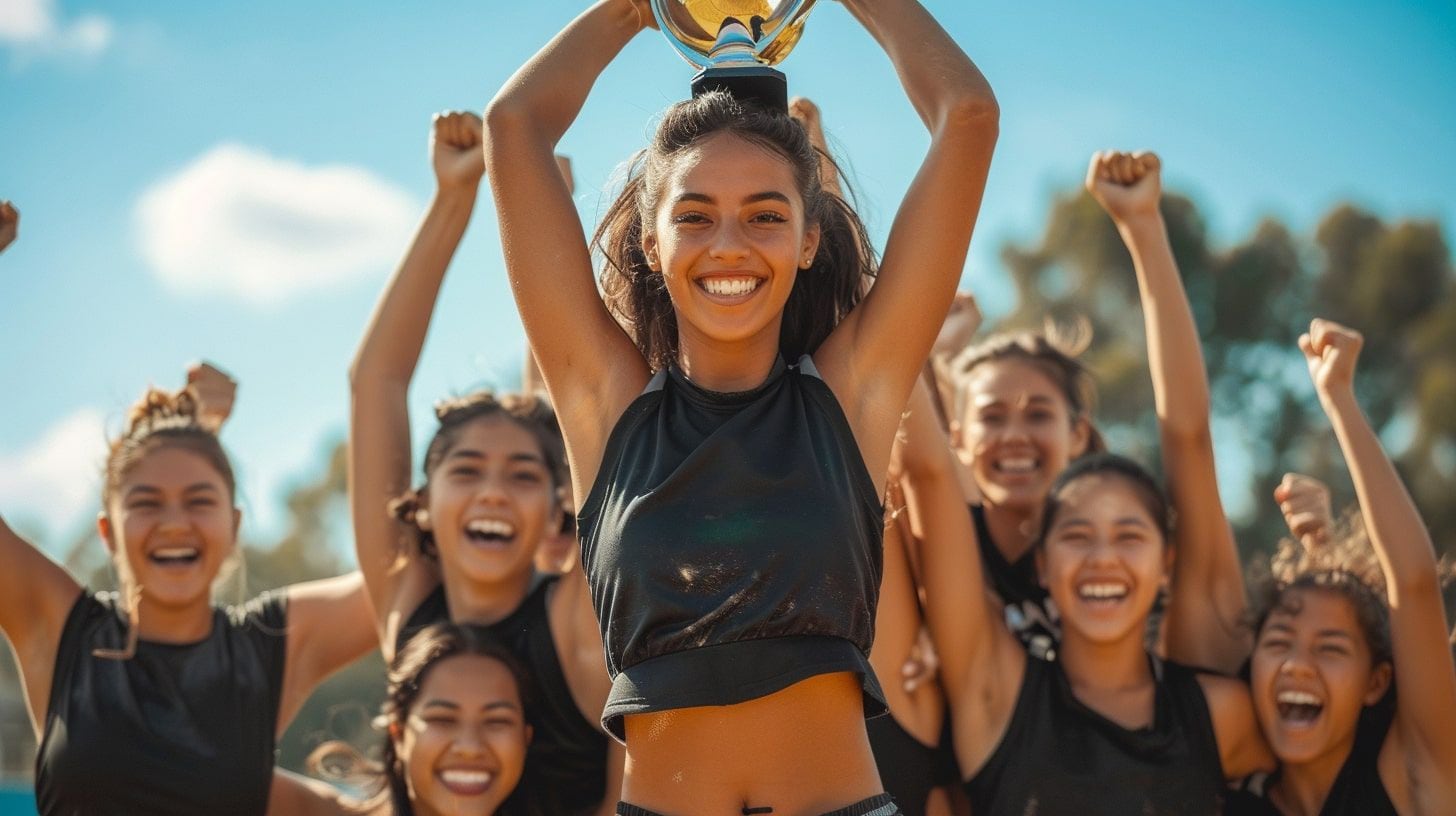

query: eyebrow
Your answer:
[674,191,793,206]
[446,449,546,466]
[419,699,521,713]
[1316,630,1356,642]
[124,483,219,498]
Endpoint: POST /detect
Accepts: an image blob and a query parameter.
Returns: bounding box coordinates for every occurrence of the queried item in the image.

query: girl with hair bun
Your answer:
[0,364,376,815]
[276,622,537,816]
[1235,320,1456,815]
[484,0,997,812]
[348,110,619,815]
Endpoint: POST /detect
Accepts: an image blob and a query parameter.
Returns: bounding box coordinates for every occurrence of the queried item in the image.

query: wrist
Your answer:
[1318,386,1359,415]
[434,179,481,199]
[1114,209,1165,234]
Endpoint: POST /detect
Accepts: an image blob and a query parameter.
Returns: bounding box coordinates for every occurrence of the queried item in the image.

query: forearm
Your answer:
[1121,212,1212,439]
[485,0,642,147]
[349,187,476,387]
[1323,390,1439,594]
[839,0,997,133]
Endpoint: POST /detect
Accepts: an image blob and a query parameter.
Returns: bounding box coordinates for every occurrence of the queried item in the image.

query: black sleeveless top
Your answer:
[1226,693,1398,816]
[35,590,288,816]
[398,575,608,816]
[578,356,887,740]
[965,653,1225,816]
[972,503,1060,659]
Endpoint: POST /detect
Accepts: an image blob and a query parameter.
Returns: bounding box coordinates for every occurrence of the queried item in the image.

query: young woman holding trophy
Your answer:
[483,0,997,813]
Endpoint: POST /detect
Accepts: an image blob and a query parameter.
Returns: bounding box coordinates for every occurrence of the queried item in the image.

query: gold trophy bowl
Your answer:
[650,0,819,109]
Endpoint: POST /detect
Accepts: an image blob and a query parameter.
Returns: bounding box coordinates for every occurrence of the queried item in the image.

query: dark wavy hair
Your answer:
[388,390,567,559]
[308,622,538,816]
[592,91,877,371]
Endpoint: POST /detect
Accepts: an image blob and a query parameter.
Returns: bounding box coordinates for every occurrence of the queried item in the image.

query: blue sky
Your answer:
[2,0,1454,556]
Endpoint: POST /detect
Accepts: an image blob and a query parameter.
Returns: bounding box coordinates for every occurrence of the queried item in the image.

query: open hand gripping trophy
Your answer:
[649,0,819,110]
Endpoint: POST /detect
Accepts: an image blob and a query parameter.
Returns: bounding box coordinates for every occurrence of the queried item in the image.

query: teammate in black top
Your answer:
[484,0,997,810]
[346,112,619,814]
[1243,320,1456,815]
[0,371,376,815]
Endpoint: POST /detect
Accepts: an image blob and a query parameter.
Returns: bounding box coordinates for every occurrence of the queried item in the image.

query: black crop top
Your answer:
[35,589,288,816]
[965,653,1225,816]
[398,576,609,815]
[578,356,887,741]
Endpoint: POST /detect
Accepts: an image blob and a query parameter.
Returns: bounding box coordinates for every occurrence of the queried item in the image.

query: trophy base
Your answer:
[691,65,787,112]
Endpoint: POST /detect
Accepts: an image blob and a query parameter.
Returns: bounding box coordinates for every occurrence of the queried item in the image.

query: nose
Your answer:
[1085,535,1119,566]
[156,502,191,534]
[707,218,750,264]
[474,471,512,506]
[1279,651,1318,679]
[450,724,491,758]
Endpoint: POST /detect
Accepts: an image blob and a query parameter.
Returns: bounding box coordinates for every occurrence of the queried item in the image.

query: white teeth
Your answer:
[439,769,493,787]
[466,519,516,537]
[152,547,199,559]
[702,277,760,296]
[998,457,1036,473]
[1078,583,1129,599]
[1277,691,1322,706]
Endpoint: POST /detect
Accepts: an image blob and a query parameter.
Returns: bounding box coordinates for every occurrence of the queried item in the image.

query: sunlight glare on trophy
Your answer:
[656,0,814,66]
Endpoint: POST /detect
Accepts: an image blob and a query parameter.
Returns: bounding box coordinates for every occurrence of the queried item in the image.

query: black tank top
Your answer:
[866,714,938,816]
[578,356,887,740]
[971,503,1060,659]
[35,590,287,816]
[965,653,1225,816]
[398,575,608,815]
[1228,693,1398,816]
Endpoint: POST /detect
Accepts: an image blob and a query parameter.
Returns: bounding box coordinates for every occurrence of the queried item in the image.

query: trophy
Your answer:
[650,0,819,110]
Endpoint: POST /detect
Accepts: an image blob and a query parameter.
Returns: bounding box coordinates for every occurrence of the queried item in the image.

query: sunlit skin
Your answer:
[1038,475,1171,650]
[1251,589,1391,776]
[97,446,240,642]
[393,654,532,816]
[956,359,1090,559]
[642,131,820,389]
[422,417,560,618]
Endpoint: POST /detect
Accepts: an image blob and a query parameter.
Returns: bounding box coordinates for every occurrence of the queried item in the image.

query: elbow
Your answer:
[482,97,533,157]
[937,89,1000,141]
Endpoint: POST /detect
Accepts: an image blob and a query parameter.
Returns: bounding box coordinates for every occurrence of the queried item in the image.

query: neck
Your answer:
[981,501,1040,563]
[1270,740,1355,816]
[132,594,215,644]
[674,322,782,393]
[440,566,534,626]
[1059,626,1151,693]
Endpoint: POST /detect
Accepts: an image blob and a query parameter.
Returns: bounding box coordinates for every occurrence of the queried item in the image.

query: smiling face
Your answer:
[642,131,820,357]
[423,416,558,589]
[394,654,531,816]
[1250,587,1391,766]
[1038,473,1170,646]
[959,359,1090,512]
[100,445,239,611]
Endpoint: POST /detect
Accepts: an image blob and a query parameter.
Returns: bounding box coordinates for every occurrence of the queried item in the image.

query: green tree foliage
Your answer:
[998,190,1456,563]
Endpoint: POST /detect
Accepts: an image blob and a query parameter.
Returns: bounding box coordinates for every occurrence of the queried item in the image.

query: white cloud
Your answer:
[135,145,419,306]
[0,408,108,536]
[0,0,113,58]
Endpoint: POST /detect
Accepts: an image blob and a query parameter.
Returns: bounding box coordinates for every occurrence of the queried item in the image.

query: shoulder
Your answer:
[227,589,290,629]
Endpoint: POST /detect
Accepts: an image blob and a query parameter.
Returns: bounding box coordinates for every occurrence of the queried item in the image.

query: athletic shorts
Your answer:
[617,792,899,816]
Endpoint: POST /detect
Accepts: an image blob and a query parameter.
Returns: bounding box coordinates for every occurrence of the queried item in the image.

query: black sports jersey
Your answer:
[866,714,939,816]
[965,653,1225,816]
[578,355,887,741]
[971,503,1060,658]
[36,590,287,816]
[399,576,608,815]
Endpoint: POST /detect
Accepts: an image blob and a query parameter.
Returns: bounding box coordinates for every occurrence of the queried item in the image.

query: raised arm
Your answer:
[348,111,483,653]
[817,0,997,457]
[0,514,81,736]
[0,200,18,254]
[1301,319,1456,808]
[483,0,652,501]
[898,377,1023,775]
[788,97,843,201]
[1088,151,1248,673]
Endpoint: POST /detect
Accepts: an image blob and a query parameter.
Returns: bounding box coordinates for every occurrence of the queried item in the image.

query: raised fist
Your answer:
[0,201,18,255]
[431,111,485,190]
[1274,472,1333,550]
[1299,318,1363,398]
[187,361,237,431]
[789,97,822,129]
[933,291,982,359]
[1086,150,1162,223]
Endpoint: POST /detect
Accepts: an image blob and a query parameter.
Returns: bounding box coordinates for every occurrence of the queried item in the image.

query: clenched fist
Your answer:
[1086,150,1162,224]
[431,111,486,191]
[187,361,237,431]
[1274,472,1333,550]
[1299,318,1363,399]
[0,201,18,255]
